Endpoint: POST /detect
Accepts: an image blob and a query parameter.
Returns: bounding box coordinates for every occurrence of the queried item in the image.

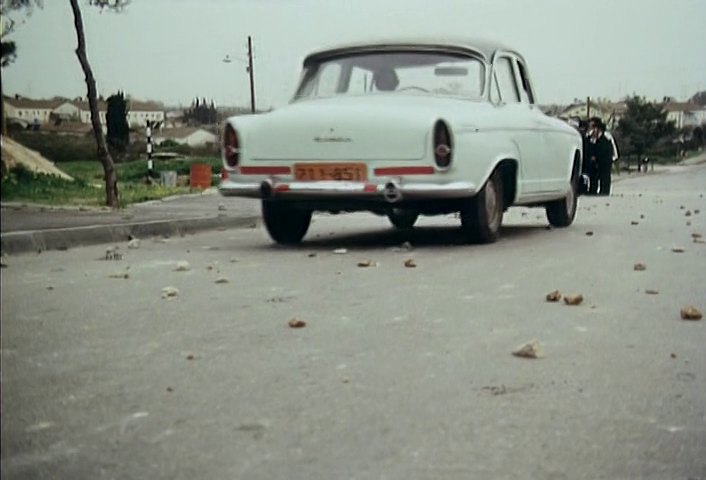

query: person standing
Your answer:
[590,119,614,196]
[586,118,600,194]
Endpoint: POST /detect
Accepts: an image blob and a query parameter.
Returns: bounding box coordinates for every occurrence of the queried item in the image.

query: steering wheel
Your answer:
[397,86,429,93]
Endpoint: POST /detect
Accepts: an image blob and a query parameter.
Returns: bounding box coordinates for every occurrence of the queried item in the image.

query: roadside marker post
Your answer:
[146,121,154,178]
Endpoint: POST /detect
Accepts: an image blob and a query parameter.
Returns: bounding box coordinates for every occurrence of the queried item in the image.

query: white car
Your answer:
[219,37,582,244]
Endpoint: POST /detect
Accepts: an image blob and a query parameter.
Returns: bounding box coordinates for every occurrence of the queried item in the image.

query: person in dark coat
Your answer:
[585,118,600,194]
[589,119,614,196]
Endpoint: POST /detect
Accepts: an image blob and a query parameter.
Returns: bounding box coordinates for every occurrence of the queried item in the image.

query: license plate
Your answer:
[294,163,367,181]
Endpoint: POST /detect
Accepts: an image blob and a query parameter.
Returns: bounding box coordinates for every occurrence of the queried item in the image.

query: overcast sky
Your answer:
[2,0,705,109]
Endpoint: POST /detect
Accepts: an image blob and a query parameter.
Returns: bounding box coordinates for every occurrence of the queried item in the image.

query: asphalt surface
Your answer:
[1,154,704,256]
[1,163,705,479]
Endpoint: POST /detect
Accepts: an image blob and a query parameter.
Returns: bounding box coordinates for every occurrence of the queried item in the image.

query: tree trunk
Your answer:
[69,0,119,208]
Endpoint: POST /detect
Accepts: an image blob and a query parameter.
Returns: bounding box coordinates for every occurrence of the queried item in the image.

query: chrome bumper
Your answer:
[218,178,478,202]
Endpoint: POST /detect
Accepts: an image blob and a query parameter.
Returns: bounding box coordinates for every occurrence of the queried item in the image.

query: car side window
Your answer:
[313,63,342,96]
[514,59,535,105]
[494,57,520,103]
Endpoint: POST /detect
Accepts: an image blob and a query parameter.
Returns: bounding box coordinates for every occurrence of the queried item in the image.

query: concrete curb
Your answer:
[1,215,260,255]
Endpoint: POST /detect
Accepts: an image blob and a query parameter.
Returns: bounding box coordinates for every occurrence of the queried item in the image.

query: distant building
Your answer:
[662,102,706,129]
[152,127,218,147]
[2,95,165,129]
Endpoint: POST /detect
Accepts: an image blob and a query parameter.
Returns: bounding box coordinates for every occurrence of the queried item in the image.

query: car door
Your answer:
[491,54,545,194]
[513,56,565,193]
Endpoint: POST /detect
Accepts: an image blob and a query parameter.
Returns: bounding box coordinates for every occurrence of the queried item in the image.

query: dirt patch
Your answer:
[1,136,73,181]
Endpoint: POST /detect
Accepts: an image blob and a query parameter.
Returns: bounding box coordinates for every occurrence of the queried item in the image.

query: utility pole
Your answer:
[586,96,591,119]
[247,36,256,113]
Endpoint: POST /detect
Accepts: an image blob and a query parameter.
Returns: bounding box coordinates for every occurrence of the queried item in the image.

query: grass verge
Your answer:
[1,156,224,207]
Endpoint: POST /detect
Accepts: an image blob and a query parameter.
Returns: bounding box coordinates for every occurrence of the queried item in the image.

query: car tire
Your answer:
[262,201,312,244]
[460,170,503,243]
[546,176,578,227]
[387,209,419,229]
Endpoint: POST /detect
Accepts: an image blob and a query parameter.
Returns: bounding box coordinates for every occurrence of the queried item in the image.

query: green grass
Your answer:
[1,157,225,207]
[60,156,224,183]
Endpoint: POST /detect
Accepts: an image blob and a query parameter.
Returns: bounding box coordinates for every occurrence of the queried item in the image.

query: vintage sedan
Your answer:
[219,37,582,244]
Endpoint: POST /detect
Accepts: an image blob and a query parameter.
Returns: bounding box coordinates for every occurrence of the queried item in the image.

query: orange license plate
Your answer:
[294,163,367,181]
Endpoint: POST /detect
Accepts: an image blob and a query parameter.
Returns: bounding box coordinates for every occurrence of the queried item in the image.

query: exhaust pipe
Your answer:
[383,181,402,203]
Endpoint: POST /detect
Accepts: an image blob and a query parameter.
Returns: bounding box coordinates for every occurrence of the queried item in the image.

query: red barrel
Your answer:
[190,164,212,189]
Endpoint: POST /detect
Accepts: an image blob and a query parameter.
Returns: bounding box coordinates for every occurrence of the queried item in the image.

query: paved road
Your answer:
[1,164,705,479]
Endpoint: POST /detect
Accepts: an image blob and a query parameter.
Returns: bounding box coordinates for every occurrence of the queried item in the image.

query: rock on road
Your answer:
[1,164,705,479]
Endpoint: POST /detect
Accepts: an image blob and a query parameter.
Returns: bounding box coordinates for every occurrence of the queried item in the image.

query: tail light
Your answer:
[433,120,453,168]
[223,124,240,167]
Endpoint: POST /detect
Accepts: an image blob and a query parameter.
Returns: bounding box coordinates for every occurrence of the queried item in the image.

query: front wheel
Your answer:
[546,178,578,227]
[460,170,503,244]
[387,209,419,230]
[262,201,312,245]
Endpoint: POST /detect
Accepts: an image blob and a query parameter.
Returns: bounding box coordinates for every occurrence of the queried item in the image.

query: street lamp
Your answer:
[222,36,256,113]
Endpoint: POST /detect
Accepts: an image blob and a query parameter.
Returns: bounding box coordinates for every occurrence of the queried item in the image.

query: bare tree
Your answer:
[69,0,130,208]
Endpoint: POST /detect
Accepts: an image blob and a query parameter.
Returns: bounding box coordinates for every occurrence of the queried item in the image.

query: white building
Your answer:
[663,102,706,129]
[152,127,218,147]
[3,95,165,128]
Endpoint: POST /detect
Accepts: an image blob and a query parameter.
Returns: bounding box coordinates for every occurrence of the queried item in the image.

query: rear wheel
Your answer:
[460,170,503,243]
[387,209,419,230]
[546,176,578,227]
[262,201,312,245]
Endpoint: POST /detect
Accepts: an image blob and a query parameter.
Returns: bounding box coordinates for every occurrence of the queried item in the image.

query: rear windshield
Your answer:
[294,50,486,101]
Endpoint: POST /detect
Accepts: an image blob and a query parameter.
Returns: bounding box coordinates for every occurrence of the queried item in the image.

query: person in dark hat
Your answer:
[588,118,614,196]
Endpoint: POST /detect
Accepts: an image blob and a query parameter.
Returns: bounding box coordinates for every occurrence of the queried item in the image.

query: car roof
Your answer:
[303,36,521,64]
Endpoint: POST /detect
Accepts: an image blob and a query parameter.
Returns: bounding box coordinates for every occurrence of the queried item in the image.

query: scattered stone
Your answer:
[127,238,141,249]
[605,203,610,207]
[645,289,659,295]
[218,203,226,211]
[564,294,584,306]
[333,248,348,254]
[404,259,417,268]
[161,286,179,299]
[685,211,692,217]
[46,285,55,290]
[288,318,306,328]
[640,214,645,219]
[109,272,130,279]
[695,209,700,214]
[206,262,218,271]
[545,290,562,302]
[694,238,706,244]
[357,259,377,267]
[342,378,350,384]
[215,277,229,284]
[634,262,647,271]
[692,233,702,239]
[512,341,542,359]
[175,261,191,271]
[686,221,691,226]
[680,306,702,321]
[630,221,639,225]
[166,387,174,392]
[670,353,677,359]
[186,354,195,360]
[307,252,317,258]
[105,247,122,261]
[680,205,685,210]
[671,247,685,253]
[585,231,594,236]
[230,257,238,263]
